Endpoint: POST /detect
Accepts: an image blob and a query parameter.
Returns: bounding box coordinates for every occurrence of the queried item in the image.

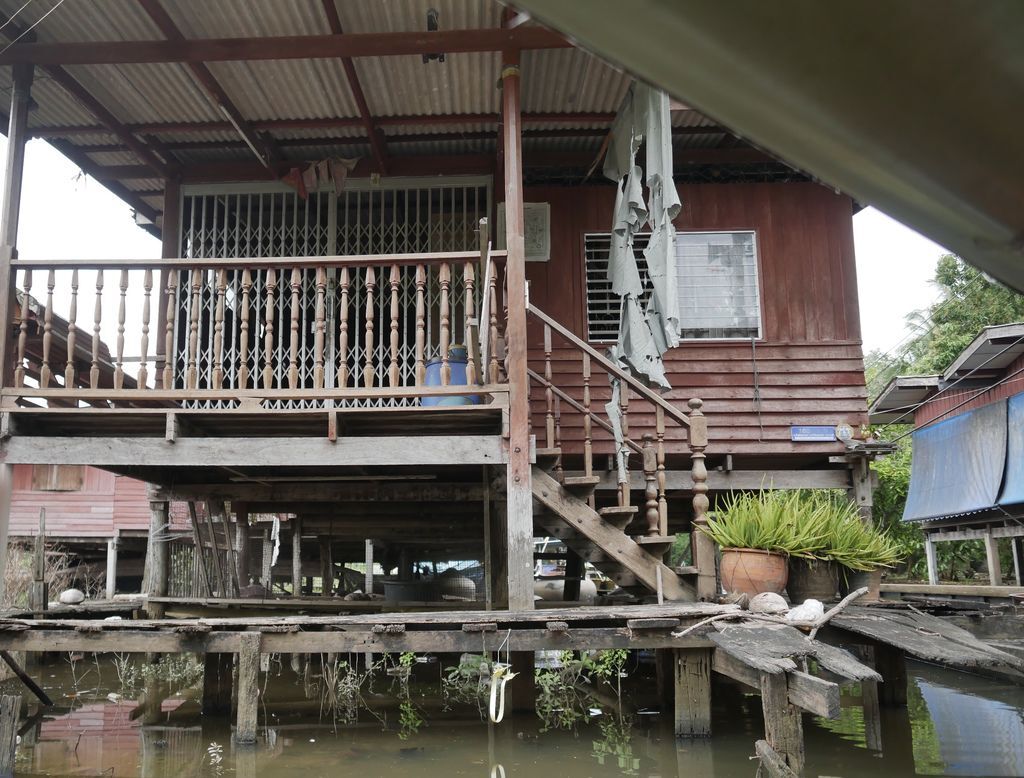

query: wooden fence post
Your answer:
[673,648,712,737]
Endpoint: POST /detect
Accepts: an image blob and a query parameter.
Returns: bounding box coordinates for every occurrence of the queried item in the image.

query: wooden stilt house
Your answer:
[0,0,873,611]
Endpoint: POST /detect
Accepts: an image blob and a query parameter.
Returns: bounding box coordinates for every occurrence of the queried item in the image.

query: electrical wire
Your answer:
[875,332,1024,432]
[0,0,35,32]
[891,362,1024,443]
[0,0,66,56]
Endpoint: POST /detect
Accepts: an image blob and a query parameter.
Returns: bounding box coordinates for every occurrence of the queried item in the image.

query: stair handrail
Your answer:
[527,303,690,428]
[526,302,716,601]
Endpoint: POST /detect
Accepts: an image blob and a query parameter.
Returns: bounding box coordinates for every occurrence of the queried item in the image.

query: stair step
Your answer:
[535,447,562,468]
[673,565,699,576]
[598,505,638,529]
[633,535,676,558]
[561,475,600,495]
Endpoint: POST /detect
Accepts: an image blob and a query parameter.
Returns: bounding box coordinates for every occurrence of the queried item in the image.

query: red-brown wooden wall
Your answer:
[523,181,868,460]
[913,353,1024,429]
[8,466,151,539]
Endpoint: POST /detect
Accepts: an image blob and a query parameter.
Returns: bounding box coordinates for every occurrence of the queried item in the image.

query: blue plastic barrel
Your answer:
[423,345,480,406]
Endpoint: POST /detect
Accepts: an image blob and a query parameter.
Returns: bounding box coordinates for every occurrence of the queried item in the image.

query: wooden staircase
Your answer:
[532,463,696,600]
[526,304,718,602]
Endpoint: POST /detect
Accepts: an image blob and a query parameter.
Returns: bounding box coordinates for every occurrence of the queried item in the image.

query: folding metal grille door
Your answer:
[174,178,490,407]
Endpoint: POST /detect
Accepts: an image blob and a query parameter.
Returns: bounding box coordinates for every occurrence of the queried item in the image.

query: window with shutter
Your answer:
[584,230,761,342]
[31,464,85,492]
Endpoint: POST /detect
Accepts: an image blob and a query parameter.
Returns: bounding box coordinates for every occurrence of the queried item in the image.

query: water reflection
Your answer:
[7,655,1024,777]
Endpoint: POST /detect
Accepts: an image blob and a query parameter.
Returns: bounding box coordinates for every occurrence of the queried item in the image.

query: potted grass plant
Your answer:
[832,520,903,601]
[698,490,823,598]
[785,494,847,603]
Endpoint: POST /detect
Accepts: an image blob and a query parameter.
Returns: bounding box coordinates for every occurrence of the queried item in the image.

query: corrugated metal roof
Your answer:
[0,0,746,219]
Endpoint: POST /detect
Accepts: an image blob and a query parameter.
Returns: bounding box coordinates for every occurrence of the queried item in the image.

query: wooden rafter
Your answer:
[319,0,387,174]
[0,25,172,179]
[0,27,569,66]
[137,0,280,168]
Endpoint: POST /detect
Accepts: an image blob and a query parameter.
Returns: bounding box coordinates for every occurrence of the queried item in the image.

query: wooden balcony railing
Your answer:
[3,242,508,409]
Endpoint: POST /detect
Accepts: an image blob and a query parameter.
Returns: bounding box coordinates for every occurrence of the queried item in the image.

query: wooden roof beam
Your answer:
[28,112,620,138]
[0,27,569,66]
[138,0,280,168]
[0,25,172,178]
[320,0,387,174]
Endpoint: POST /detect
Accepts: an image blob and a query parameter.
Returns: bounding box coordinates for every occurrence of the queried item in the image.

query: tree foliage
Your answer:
[869,254,1024,580]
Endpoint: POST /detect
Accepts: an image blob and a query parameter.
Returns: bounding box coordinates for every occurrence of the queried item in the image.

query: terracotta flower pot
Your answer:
[720,548,789,598]
[787,559,838,603]
[839,568,882,601]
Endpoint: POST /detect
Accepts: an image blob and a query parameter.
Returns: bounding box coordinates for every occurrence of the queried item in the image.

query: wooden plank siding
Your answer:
[8,465,155,539]
[524,182,868,458]
[913,352,1024,429]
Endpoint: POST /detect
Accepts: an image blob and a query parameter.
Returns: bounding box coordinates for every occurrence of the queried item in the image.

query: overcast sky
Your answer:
[2,137,948,357]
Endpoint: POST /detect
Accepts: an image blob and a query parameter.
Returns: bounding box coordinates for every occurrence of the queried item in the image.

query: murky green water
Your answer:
[7,652,1024,777]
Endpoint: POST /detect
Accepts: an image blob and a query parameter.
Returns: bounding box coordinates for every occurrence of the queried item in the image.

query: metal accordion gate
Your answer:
[172,177,491,408]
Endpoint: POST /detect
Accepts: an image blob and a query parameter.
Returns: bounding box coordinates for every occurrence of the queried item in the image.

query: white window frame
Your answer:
[583,229,763,343]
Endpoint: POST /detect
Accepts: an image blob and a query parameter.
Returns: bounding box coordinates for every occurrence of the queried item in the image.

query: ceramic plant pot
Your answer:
[839,567,882,601]
[787,559,839,603]
[720,548,789,598]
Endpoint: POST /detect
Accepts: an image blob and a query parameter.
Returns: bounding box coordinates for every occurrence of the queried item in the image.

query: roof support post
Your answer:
[0,62,32,398]
[501,48,533,611]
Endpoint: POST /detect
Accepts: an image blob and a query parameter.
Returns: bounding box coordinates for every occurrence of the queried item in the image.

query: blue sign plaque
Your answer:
[790,425,837,443]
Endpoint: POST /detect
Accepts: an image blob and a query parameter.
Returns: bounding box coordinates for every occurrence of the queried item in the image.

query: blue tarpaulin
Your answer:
[903,399,1007,522]
[998,392,1024,507]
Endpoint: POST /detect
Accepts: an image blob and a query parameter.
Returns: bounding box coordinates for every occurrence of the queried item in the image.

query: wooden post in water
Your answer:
[0,694,21,778]
[759,671,804,775]
[29,509,47,612]
[146,500,169,619]
[235,632,261,744]
[875,645,908,706]
[673,648,712,737]
[202,653,234,715]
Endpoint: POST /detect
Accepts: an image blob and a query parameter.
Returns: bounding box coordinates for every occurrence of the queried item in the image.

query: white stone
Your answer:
[58,588,85,605]
[749,592,789,615]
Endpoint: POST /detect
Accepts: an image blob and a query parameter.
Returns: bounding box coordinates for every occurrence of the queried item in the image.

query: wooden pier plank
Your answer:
[831,606,1024,681]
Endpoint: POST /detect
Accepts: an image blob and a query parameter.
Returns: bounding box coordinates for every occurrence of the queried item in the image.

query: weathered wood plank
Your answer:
[832,606,1024,681]
[760,672,804,775]
[2,435,509,467]
[711,650,840,719]
[235,632,260,744]
[0,694,19,778]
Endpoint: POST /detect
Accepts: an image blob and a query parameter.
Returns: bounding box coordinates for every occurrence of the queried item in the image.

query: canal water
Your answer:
[6,653,1024,777]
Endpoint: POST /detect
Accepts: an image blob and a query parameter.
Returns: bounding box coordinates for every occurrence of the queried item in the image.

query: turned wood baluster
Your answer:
[389,265,400,387]
[211,269,227,390]
[185,268,201,390]
[313,266,327,389]
[39,269,55,388]
[14,269,31,387]
[237,269,253,389]
[288,267,302,390]
[337,268,350,388]
[162,270,177,390]
[464,261,477,385]
[487,265,499,384]
[439,262,451,385]
[554,395,564,482]
[619,385,631,508]
[262,269,277,390]
[138,269,152,389]
[642,433,660,536]
[656,405,668,535]
[543,322,555,449]
[688,397,716,600]
[114,269,128,390]
[414,265,426,385]
[64,270,79,388]
[363,267,376,388]
[582,352,593,481]
[90,270,103,390]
